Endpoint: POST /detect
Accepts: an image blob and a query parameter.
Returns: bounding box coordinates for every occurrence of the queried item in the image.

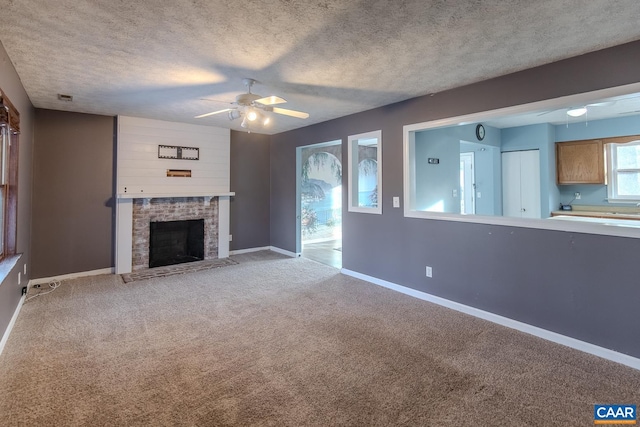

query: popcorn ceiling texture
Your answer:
[0,1,639,134]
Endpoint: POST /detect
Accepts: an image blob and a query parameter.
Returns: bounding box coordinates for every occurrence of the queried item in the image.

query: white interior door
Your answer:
[502,151,522,217]
[519,150,541,219]
[502,150,541,218]
[460,152,475,214]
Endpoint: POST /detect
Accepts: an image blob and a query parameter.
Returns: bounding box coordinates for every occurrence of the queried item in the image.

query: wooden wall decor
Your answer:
[166,169,192,177]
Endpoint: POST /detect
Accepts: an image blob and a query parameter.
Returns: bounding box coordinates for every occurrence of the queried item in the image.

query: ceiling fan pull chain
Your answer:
[585,109,588,127]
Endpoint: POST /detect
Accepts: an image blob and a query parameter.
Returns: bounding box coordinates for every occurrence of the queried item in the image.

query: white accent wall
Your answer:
[115,116,233,274]
[117,116,230,197]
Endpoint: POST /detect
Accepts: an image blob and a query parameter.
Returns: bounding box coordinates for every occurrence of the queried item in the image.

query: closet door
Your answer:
[519,150,541,219]
[502,151,522,217]
[502,150,541,218]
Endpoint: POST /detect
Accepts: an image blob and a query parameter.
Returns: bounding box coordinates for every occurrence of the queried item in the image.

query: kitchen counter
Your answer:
[550,214,640,228]
[551,205,640,221]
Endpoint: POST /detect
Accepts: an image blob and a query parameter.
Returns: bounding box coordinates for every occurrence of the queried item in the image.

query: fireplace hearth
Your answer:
[149,219,205,268]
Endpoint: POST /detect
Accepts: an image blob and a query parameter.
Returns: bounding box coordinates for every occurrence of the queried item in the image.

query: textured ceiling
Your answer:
[1,0,640,134]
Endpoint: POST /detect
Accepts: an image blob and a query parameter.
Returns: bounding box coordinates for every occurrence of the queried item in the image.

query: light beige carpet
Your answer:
[1,250,639,426]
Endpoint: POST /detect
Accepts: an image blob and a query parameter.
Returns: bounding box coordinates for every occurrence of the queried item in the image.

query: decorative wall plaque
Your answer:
[158,145,199,160]
[166,169,192,177]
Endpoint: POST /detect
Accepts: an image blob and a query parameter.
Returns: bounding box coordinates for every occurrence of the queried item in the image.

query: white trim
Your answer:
[269,246,301,258]
[404,82,640,134]
[229,246,271,255]
[347,130,382,215]
[30,267,115,286]
[0,293,25,356]
[117,192,235,200]
[217,196,231,258]
[606,141,640,202]
[115,198,133,274]
[402,82,640,239]
[341,268,640,371]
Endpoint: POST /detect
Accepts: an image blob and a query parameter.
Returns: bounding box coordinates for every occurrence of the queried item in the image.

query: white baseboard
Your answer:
[229,246,271,255]
[341,268,640,371]
[269,246,301,258]
[30,267,115,285]
[0,293,25,356]
[230,246,300,258]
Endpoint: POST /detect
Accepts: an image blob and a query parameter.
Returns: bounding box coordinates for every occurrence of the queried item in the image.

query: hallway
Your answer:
[301,239,342,269]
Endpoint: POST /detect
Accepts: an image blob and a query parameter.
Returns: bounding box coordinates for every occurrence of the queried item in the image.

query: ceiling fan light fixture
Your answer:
[567,107,587,117]
[228,110,241,121]
[240,116,249,128]
[263,116,271,126]
[246,109,258,122]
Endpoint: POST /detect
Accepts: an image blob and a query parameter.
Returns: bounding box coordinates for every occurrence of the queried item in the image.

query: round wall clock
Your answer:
[476,124,485,141]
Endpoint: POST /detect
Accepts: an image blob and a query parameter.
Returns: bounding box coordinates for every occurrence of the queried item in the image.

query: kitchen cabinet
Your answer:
[556,139,604,184]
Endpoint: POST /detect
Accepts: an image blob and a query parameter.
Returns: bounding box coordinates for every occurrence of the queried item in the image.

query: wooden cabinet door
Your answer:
[556,140,604,184]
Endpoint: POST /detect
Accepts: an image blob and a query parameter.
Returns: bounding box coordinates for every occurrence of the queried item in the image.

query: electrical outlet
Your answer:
[426,266,433,278]
[574,192,581,200]
[393,197,400,208]
[229,234,233,242]
[452,189,458,197]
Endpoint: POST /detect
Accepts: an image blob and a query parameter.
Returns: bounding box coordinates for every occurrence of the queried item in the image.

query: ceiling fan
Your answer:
[195,78,309,128]
[537,101,616,117]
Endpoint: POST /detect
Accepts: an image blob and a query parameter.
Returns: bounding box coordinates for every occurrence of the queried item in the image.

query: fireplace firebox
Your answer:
[149,219,205,268]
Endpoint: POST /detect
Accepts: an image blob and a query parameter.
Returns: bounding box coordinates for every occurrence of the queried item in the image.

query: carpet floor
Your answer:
[1,250,639,426]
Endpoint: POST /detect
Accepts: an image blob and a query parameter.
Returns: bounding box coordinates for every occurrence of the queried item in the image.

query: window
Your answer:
[0,90,19,259]
[607,140,640,201]
[402,82,640,240]
[348,130,382,214]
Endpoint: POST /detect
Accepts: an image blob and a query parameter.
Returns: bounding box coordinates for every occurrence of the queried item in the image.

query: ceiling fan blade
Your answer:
[194,108,233,119]
[255,95,287,105]
[587,101,616,107]
[272,107,309,119]
[536,109,556,117]
[200,98,235,103]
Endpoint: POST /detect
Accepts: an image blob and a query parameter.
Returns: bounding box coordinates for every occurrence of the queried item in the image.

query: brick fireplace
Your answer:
[116,194,231,274]
[132,197,218,270]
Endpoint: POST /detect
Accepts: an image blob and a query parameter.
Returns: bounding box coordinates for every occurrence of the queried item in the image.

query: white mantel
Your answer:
[117,192,235,199]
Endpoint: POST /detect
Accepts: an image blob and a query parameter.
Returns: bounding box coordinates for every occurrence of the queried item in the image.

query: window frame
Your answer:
[347,130,382,215]
[402,82,640,240]
[606,140,640,202]
[0,90,20,260]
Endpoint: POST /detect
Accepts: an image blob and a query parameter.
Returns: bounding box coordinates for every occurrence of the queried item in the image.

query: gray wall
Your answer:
[0,40,34,341]
[230,130,271,251]
[270,40,640,358]
[32,109,114,278]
